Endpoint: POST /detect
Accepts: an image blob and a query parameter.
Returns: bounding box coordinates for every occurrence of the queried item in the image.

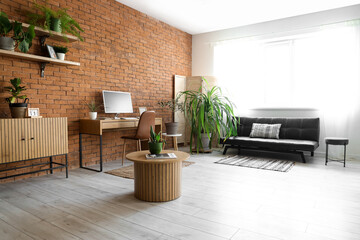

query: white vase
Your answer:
[56,53,65,60]
[89,112,97,120]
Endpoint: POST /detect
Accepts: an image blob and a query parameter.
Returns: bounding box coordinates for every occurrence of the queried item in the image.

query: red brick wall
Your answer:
[0,0,192,182]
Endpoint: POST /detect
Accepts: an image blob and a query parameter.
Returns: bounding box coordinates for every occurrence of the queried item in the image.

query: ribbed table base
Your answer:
[134,161,182,202]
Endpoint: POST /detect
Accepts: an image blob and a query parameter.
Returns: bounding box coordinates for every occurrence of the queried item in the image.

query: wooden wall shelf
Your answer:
[11,20,79,42]
[0,49,80,66]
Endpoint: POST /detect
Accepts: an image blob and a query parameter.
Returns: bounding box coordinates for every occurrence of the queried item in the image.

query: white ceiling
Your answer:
[115,0,360,35]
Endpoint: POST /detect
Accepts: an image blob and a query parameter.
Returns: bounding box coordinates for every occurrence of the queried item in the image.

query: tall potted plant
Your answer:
[4,78,29,118]
[158,98,184,135]
[178,79,238,153]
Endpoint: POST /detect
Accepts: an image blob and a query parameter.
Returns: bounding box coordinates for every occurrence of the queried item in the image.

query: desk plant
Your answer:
[158,98,184,135]
[178,78,238,153]
[149,126,163,154]
[86,100,100,120]
[28,1,84,41]
[4,78,29,118]
[0,12,35,52]
[53,45,68,60]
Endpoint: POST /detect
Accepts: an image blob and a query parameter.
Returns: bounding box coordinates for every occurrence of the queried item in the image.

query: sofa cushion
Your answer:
[224,136,319,152]
[250,123,281,139]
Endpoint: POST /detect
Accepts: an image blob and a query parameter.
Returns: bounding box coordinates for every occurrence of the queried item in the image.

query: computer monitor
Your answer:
[103,90,133,118]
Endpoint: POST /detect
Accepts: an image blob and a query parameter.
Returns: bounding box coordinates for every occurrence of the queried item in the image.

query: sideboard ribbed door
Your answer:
[0,118,68,164]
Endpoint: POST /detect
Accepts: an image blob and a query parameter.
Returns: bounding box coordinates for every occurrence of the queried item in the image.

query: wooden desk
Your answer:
[126,150,189,202]
[79,118,162,172]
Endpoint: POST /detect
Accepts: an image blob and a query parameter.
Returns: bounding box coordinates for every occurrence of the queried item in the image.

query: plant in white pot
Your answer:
[0,12,35,52]
[53,46,68,60]
[86,101,100,120]
[178,79,238,153]
[158,98,184,135]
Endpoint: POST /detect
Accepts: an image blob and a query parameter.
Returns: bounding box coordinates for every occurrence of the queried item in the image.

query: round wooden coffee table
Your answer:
[126,150,189,202]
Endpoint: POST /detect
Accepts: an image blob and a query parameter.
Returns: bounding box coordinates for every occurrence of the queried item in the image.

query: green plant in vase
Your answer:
[0,12,35,52]
[28,1,84,41]
[86,100,100,120]
[4,78,29,118]
[149,126,163,154]
[178,78,238,153]
[53,45,68,60]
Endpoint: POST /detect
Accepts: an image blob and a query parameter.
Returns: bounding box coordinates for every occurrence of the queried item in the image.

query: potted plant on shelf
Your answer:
[158,98,184,135]
[0,11,14,51]
[0,12,35,53]
[53,45,68,60]
[178,79,238,153]
[149,126,163,154]
[4,78,29,118]
[28,1,84,41]
[86,100,100,120]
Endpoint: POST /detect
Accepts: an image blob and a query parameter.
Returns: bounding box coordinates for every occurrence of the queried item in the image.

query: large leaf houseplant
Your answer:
[178,80,238,153]
[4,77,29,118]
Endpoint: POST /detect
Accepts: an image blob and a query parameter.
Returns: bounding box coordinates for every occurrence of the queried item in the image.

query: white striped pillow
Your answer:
[249,123,281,139]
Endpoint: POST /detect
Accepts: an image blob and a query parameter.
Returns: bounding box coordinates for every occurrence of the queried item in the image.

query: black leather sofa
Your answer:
[222,117,320,163]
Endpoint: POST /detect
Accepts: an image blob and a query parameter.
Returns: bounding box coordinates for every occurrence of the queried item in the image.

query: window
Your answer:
[214,23,360,111]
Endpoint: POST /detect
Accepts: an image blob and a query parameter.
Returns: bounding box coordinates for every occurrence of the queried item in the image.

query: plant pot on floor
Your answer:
[148,142,163,154]
[165,122,179,135]
[6,98,29,118]
[56,53,65,60]
[193,133,212,152]
[89,112,97,120]
[0,37,15,51]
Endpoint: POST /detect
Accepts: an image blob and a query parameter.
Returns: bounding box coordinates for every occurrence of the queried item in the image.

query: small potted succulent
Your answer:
[158,98,184,135]
[53,45,68,60]
[149,126,163,154]
[4,78,29,118]
[86,101,100,120]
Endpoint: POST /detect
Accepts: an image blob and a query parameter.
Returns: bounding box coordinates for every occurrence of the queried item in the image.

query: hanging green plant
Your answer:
[27,1,84,41]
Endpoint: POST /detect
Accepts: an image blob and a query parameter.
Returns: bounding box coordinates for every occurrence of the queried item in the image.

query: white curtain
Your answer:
[214,21,360,158]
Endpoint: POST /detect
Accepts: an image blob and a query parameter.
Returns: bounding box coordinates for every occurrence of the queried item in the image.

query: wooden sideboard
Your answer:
[0,118,68,180]
[79,118,162,172]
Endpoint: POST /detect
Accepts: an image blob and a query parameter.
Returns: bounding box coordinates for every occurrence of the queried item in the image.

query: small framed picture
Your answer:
[28,108,41,118]
[46,44,57,59]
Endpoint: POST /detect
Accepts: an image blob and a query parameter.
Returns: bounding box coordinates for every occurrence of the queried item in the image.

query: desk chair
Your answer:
[121,111,155,165]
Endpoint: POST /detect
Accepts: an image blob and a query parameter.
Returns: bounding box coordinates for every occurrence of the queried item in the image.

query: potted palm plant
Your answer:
[158,98,184,135]
[178,79,238,153]
[4,78,29,118]
[149,126,163,154]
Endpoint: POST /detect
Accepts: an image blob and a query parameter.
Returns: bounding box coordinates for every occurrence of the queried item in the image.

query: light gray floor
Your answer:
[1,147,360,240]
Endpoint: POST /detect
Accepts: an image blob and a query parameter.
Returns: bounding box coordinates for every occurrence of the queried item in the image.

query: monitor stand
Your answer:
[114,113,121,119]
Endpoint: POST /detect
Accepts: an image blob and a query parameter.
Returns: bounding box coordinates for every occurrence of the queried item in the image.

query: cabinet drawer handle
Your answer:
[21,138,25,141]
[30,137,35,140]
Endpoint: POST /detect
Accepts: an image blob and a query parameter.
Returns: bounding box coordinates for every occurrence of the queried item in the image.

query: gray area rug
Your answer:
[215,155,295,172]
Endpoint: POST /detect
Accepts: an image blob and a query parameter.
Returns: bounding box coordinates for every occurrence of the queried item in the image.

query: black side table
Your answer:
[325,138,349,167]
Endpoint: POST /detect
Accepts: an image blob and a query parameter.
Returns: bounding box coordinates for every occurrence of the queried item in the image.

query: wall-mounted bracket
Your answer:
[39,35,50,47]
[40,62,48,77]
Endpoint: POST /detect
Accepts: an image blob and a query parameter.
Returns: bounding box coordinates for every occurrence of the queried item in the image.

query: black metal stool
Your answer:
[325,137,349,167]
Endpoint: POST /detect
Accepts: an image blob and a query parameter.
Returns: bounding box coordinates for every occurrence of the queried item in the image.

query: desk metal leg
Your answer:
[79,133,103,172]
[65,154,68,178]
[50,156,53,174]
[344,144,346,167]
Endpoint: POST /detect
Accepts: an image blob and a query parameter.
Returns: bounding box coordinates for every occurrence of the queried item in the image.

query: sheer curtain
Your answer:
[214,21,360,157]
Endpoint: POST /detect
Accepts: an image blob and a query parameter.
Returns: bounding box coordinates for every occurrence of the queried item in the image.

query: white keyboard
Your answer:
[120,117,139,120]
